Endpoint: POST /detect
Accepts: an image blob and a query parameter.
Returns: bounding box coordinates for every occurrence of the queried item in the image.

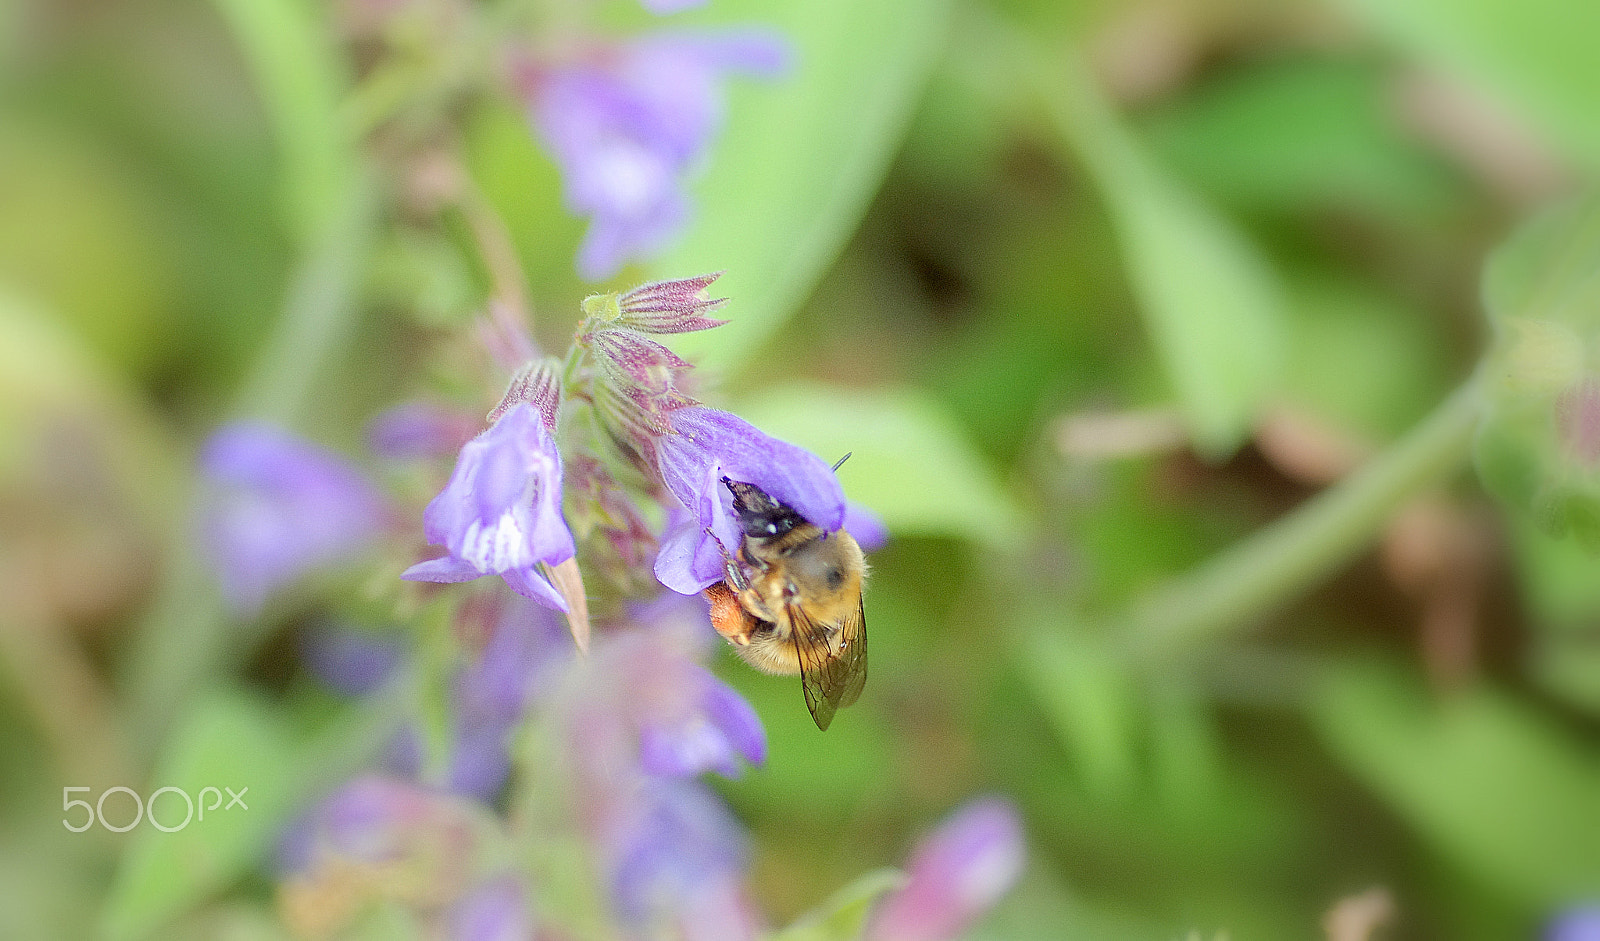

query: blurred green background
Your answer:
[3,0,1600,938]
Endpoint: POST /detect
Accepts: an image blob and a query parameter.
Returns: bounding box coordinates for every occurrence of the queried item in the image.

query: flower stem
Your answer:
[1118,378,1485,662]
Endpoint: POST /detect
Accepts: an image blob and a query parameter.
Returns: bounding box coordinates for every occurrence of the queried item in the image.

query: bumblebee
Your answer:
[704,477,867,730]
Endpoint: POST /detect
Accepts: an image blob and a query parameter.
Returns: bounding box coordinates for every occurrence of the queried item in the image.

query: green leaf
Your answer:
[733,384,1027,546]
[653,0,954,376]
[1016,628,1141,799]
[1043,57,1285,459]
[211,0,351,237]
[1511,517,1600,630]
[1482,194,1600,329]
[769,868,906,941]
[101,692,302,941]
[1310,661,1600,907]
[1332,0,1600,169]
[1148,59,1463,223]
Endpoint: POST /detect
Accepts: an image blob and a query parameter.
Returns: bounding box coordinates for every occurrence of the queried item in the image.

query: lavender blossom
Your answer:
[1549,906,1600,941]
[278,777,496,937]
[445,877,535,941]
[200,423,388,615]
[608,777,757,940]
[653,406,847,593]
[868,797,1026,941]
[300,623,406,697]
[576,622,765,780]
[637,661,765,778]
[448,596,575,799]
[524,32,790,279]
[639,0,706,14]
[368,401,480,460]
[402,403,576,611]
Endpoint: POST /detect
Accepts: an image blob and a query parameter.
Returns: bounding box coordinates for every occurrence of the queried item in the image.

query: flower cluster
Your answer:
[221,272,1015,939]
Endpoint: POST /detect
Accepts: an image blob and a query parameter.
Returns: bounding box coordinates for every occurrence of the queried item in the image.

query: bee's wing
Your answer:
[788,598,868,731]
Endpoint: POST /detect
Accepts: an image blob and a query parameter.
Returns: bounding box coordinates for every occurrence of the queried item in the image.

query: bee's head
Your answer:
[722,477,805,539]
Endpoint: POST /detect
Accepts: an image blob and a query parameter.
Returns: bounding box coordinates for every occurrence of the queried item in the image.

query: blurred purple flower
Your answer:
[639,0,706,14]
[571,624,765,781]
[449,597,575,799]
[287,776,485,878]
[402,403,576,611]
[654,407,846,593]
[1549,906,1600,941]
[300,623,406,696]
[608,778,756,939]
[279,777,496,935]
[368,401,480,461]
[446,876,534,941]
[868,797,1026,941]
[638,661,765,778]
[200,423,388,615]
[524,31,790,279]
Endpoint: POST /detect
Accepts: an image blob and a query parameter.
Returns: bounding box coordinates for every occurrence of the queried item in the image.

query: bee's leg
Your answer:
[704,527,749,591]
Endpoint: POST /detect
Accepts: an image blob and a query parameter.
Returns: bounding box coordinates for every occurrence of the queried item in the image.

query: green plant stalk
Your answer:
[1119,377,1484,661]
[121,176,378,761]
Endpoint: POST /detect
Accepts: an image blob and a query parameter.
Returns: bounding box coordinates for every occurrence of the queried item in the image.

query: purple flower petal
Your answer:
[200,424,388,615]
[446,877,534,941]
[653,407,846,593]
[639,0,706,13]
[448,598,574,799]
[409,403,575,610]
[638,665,765,778]
[368,402,479,460]
[300,623,406,696]
[402,554,489,584]
[845,501,890,552]
[609,778,749,927]
[1549,906,1600,941]
[868,797,1026,941]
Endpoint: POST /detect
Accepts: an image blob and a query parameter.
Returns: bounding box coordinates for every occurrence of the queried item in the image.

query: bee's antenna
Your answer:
[831,452,853,472]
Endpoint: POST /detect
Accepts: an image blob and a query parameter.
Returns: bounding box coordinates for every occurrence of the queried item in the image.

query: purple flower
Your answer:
[638,662,766,778]
[639,0,706,14]
[368,401,480,461]
[524,31,790,279]
[300,623,406,696]
[285,776,486,877]
[868,797,1026,941]
[608,778,755,938]
[402,403,576,611]
[1549,906,1600,941]
[445,877,534,941]
[576,623,765,780]
[448,596,575,799]
[654,407,846,593]
[200,423,388,615]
